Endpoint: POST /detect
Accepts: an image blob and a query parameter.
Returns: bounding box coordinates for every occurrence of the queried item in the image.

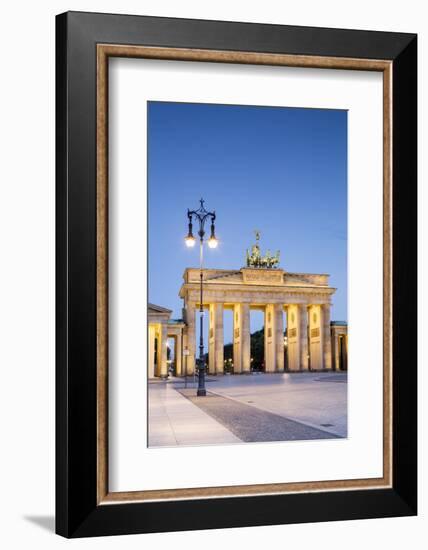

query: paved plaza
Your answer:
[148,372,347,447]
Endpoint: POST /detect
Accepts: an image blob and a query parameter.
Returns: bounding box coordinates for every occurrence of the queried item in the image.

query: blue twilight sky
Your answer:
[148,101,347,342]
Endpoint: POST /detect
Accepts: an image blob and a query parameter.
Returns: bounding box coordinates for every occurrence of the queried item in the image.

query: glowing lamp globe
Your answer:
[185,235,196,247]
[207,237,218,249]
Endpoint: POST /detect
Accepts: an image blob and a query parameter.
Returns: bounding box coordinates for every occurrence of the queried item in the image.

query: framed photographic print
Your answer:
[56,11,417,538]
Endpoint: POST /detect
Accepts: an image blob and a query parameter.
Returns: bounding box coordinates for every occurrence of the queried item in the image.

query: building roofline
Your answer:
[148,303,173,314]
[182,267,331,277]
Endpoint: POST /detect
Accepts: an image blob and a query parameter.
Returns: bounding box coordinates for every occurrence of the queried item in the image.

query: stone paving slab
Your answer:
[178,389,340,442]
[148,381,241,447]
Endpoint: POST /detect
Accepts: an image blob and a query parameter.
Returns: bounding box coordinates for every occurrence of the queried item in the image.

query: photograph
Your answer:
[0,1,420,545]
[147,100,348,447]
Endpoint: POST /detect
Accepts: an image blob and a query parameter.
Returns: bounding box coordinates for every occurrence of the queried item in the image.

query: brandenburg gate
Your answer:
[179,265,335,375]
[148,234,344,378]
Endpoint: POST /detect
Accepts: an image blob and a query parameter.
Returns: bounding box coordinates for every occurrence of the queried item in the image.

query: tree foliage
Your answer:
[223,328,265,372]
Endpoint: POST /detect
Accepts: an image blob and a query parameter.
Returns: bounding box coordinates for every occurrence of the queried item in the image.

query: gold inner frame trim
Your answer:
[96,44,393,505]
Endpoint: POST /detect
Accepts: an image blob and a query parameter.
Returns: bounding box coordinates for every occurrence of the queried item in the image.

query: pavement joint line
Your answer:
[148,407,179,446]
[165,410,179,445]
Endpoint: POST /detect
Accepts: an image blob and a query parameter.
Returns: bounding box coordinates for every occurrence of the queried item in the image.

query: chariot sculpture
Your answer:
[246,230,280,269]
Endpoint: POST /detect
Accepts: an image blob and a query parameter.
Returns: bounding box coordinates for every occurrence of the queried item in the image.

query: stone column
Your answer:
[233,303,250,373]
[216,305,225,374]
[308,305,323,370]
[209,303,224,374]
[208,305,215,374]
[185,303,196,375]
[287,305,299,371]
[322,304,332,370]
[299,305,309,370]
[241,303,251,373]
[159,323,168,378]
[274,304,285,372]
[264,304,275,372]
[340,335,348,371]
[233,304,242,373]
[331,328,338,371]
[175,333,182,376]
[148,325,156,378]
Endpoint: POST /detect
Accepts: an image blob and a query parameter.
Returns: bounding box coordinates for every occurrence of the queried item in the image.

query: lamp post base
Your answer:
[197,388,207,397]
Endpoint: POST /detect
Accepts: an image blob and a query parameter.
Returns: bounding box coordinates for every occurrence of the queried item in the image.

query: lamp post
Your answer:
[185,198,218,396]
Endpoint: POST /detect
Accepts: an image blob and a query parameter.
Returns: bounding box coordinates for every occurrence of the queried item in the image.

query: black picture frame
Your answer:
[56,11,417,538]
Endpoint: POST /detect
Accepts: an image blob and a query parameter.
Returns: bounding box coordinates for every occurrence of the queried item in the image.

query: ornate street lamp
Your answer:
[184,198,218,396]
